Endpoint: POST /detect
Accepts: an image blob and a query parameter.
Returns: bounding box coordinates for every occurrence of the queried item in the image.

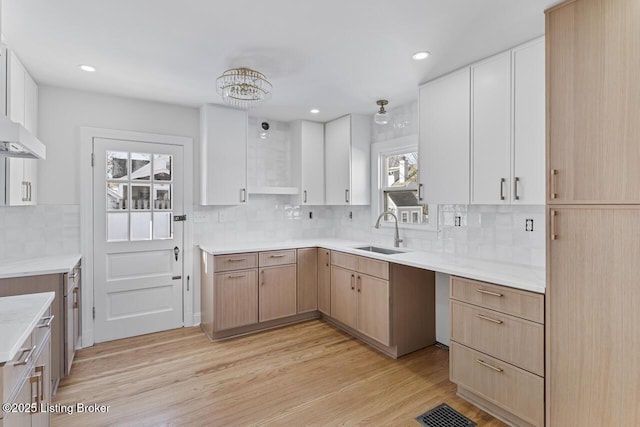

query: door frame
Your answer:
[80,127,194,347]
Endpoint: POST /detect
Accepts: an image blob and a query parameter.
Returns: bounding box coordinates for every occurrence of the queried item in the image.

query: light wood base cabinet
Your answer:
[450,276,544,426]
[317,248,331,315]
[259,265,297,322]
[296,248,318,314]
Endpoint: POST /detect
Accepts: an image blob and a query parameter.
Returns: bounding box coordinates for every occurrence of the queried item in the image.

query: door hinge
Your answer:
[93,306,96,319]
[91,153,95,167]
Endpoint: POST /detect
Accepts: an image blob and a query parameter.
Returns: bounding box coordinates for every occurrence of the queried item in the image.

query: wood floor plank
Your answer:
[53,320,505,426]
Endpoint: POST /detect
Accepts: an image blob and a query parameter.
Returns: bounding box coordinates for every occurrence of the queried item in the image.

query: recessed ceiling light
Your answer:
[412,51,430,61]
[310,109,320,114]
[79,65,96,72]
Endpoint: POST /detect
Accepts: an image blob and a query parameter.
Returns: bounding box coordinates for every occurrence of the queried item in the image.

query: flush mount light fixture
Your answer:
[216,67,272,109]
[374,99,390,125]
[412,51,430,60]
[310,108,320,114]
[79,64,96,72]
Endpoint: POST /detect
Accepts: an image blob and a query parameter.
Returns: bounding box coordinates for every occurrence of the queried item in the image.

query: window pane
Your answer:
[130,213,152,241]
[106,151,128,180]
[131,185,151,210]
[153,184,172,210]
[153,154,172,181]
[131,153,151,181]
[385,152,418,187]
[383,189,427,224]
[107,213,129,242]
[107,183,128,210]
[153,212,172,240]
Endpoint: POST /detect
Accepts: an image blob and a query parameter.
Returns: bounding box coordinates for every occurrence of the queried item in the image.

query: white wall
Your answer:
[38,86,200,205]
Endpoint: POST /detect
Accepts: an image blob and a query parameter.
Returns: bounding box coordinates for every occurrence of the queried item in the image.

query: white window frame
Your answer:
[370,135,438,231]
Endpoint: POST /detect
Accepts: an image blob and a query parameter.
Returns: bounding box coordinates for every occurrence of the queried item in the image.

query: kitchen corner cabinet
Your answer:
[324,114,371,205]
[317,248,331,315]
[5,50,39,206]
[418,68,471,204]
[200,104,248,205]
[291,121,325,205]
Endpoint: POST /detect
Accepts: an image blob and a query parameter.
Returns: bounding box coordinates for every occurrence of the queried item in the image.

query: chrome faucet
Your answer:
[374,211,403,248]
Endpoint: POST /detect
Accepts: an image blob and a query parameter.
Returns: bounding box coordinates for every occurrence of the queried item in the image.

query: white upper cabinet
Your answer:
[324,114,370,205]
[512,38,545,204]
[418,68,471,205]
[200,104,248,205]
[470,52,512,204]
[291,120,325,205]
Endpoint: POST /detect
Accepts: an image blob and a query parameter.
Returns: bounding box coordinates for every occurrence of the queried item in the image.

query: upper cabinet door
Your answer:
[324,115,351,205]
[24,73,38,135]
[471,52,512,204]
[512,38,545,204]
[419,68,471,204]
[7,50,25,126]
[291,120,325,205]
[547,0,640,204]
[200,104,248,205]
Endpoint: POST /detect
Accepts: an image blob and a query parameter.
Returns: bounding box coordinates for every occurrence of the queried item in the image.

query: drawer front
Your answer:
[0,333,34,404]
[450,342,544,427]
[214,253,258,272]
[451,300,544,376]
[331,251,357,271]
[259,250,297,267]
[356,256,389,280]
[450,276,544,323]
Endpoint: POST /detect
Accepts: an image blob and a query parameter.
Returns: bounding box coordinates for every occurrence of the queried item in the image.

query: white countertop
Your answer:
[200,239,545,294]
[0,292,55,363]
[0,254,82,280]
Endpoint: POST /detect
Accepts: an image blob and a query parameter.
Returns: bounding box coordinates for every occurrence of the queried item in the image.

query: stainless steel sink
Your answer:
[354,246,405,255]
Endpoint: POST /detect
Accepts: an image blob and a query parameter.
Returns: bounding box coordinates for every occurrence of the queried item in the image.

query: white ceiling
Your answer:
[2,0,557,122]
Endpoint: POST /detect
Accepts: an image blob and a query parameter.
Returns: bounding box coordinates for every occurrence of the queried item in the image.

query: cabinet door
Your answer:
[356,274,390,346]
[296,248,318,313]
[512,38,545,204]
[330,265,356,328]
[23,159,37,205]
[32,336,51,427]
[548,207,640,425]
[547,0,640,203]
[317,249,331,315]
[2,375,33,427]
[24,73,38,135]
[200,105,248,205]
[300,121,325,205]
[471,52,511,204]
[419,68,471,204]
[213,270,258,330]
[259,265,297,322]
[324,115,351,205]
[7,50,25,126]
[6,158,27,206]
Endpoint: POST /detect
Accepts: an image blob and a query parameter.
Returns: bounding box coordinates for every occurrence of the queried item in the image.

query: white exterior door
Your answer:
[93,137,184,342]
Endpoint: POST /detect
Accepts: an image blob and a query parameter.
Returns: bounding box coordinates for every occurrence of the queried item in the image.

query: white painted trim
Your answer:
[79,127,194,347]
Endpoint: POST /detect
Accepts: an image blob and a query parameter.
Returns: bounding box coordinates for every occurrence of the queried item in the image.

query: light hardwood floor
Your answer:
[53,320,505,426]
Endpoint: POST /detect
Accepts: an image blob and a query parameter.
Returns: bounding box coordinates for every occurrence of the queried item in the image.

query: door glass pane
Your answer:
[107,213,129,242]
[131,185,151,210]
[153,154,172,181]
[130,212,152,241]
[131,153,151,181]
[153,184,172,210]
[107,183,128,210]
[153,212,172,239]
[107,151,129,180]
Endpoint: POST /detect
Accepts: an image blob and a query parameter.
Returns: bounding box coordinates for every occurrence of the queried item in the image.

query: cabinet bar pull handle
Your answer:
[345,189,349,203]
[550,169,558,199]
[22,181,28,202]
[476,314,503,324]
[499,178,506,200]
[303,190,307,203]
[476,359,504,373]
[15,345,36,366]
[550,210,558,240]
[73,287,79,308]
[357,275,361,292]
[269,254,286,258]
[240,188,247,203]
[228,274,247,279]
[418,183,424,201]
[514,177,520,200]
[476,289,503,297]
[350,274,355,290]
[35,365,45,400]
[227,258,246,262]
[37,315,54,328]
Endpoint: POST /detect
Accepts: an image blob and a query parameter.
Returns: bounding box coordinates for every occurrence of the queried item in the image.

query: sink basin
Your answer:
[354,246,405,255]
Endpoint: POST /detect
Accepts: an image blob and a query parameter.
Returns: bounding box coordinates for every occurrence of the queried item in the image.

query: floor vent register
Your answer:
[415,403,477,427]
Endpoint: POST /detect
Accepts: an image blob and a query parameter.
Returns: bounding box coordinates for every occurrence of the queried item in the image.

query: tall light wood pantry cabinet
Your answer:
[546,0,640,425]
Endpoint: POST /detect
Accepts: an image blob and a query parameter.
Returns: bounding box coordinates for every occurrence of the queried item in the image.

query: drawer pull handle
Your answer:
[228,274,247,279]
[15,345,36,366]
[37,315,54,329]
[477,289,503,297]
[476,314,503,324]
[227,258,247,262]
[476,359,504,373]
[73,286,79,308]
[269,254,286,258]
[35,365,45,400]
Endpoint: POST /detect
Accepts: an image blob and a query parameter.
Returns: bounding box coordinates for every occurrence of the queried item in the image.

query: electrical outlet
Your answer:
[193,213,208,223]
[218,211,227,223]
[349,211,353,219]
[525,218,534,232]
[454,216,461,227]
[309,211,313,219]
